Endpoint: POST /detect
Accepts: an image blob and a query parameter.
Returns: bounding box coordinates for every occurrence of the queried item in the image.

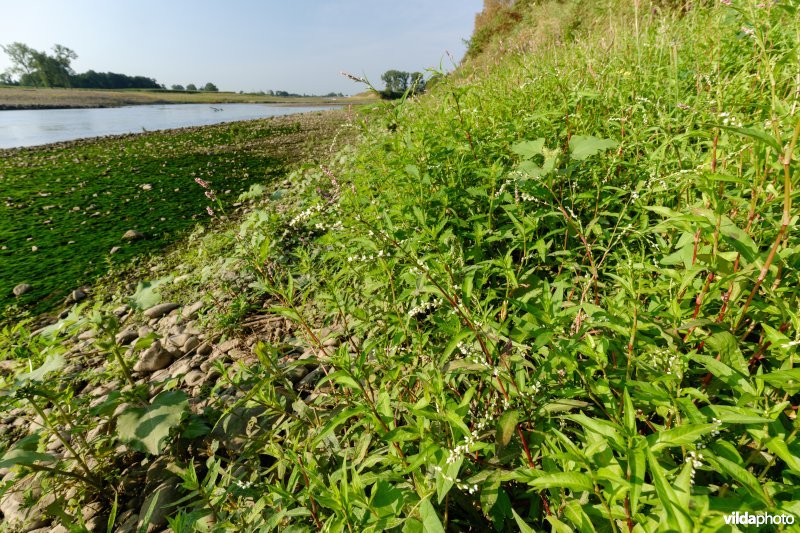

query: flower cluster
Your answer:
[408,298,443,318]
[686,451,704,485]
[711,417,723,437]
[446,432,478,464]
[289,203,324,227]
[719,111,743,127]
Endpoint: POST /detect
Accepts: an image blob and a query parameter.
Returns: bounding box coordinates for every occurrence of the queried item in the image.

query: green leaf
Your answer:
[128,276,172,311]
[511,138,545,159]
[568,135,618,160]
[623,388,635,435]
[690,353,756,396]
[628,438,646,516]
[0,448,56,469]
[496,410,518,449]
[763,438,800,475]
[647,424,715,452]
[705,453,770,505]
[116,390,188,455]
[717,125,782,152]
[645,447,692,531]
[758,368,800,394]
[511,509,535,533]
[528,472,594,492]
[15,353,65,386]
[419,498,445,533]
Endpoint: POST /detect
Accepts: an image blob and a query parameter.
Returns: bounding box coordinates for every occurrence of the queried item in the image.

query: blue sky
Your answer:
[0,0,483,94]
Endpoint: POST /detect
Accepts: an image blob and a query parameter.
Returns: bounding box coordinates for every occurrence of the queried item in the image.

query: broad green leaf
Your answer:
[690,353,756,396]
[0,448,56,469]
[511,509,535,533]
[647,424,715,452]
[645,447,692,531]
[15,353,65,386]
[569,135,618,160]
[628,438,646,516]
[419,498,445,533]
[116,390,188,455]
[623,388,635,435]
[704,453,770,505]
[129,276,172,311]
[758,368,800,394]
[528,472,594,492]
[764,438,800,474]
[512,138,545,159]
[496,410,518,449]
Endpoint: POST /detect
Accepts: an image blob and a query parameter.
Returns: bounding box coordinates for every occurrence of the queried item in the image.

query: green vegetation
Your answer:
[0,111,347,317]
[1,42,162,89]
[380,70,426,99]
[1,0,800,531]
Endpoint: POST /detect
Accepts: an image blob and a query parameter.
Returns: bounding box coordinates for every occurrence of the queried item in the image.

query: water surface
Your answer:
[0,103,337,149]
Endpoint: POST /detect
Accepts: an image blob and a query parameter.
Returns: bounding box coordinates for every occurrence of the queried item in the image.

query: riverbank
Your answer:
[0,86,377,110]
[0,108,357,319]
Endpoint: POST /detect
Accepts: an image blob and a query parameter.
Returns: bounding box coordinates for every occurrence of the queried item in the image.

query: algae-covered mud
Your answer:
[0,110,349,317]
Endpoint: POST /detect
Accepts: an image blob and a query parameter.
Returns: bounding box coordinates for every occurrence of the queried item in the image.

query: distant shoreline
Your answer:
[0,86,377,111]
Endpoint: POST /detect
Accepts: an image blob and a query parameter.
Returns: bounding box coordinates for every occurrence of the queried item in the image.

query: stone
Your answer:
[77,329,97,341]
[183,369,205,387]
[115,328,139,346]
[66,288,87,304]
[137,480,182,532]
[122,230,145,241]
[113,304,130,317]
[183,336,200,354]
[143,303,180,319]
[109,246,121,254]
[133,341,173,373]
[180,300,205,320]
[0,475,52,531]
[168,359,192,379]
[217,338,240,353]
[196,342,212,356]
[12,283,32,296]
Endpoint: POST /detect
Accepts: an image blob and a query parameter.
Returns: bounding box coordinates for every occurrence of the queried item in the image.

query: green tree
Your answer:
[202,82,218,92]
[381,70,409,98]
[1,42,76,87]
[186,83,197,91]
[171,84,185,91]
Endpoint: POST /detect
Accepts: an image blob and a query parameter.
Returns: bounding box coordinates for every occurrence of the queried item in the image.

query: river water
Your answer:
[0,103,338,149]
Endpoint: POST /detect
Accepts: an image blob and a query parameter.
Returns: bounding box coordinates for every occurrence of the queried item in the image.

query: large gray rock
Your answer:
[133,341,173,373]
[0,475,52,531]
[12,283,32,296]
[143,303,179,319]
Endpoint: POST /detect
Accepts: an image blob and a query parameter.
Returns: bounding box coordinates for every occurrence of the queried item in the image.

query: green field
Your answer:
[0,86,376,109]
[0,110,347,316]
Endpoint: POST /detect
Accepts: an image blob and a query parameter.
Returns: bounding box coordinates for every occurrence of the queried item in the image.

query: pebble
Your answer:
[143,302,180,319]
[122,229,145,241]
[133,341,173,373]
[115,328,139,345]
[12,283,32,296]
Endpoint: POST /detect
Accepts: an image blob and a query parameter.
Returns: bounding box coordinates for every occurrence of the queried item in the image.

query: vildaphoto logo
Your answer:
[724,512,795,526]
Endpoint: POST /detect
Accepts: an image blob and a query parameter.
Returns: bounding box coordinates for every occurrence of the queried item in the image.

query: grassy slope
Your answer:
[0,86,375,109]
[211,0,797,529]
[1,0,799,530]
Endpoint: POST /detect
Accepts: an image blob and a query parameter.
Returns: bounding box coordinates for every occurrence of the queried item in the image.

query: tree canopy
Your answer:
[380,70,426,99]
[1,42,160,89]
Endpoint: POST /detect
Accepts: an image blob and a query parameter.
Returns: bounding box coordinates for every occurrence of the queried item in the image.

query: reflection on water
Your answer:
[0,103,337,148]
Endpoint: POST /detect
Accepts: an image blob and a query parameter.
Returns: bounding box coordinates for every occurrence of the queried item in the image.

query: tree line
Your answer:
[0,42,223,92]
[380,70,428,99]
